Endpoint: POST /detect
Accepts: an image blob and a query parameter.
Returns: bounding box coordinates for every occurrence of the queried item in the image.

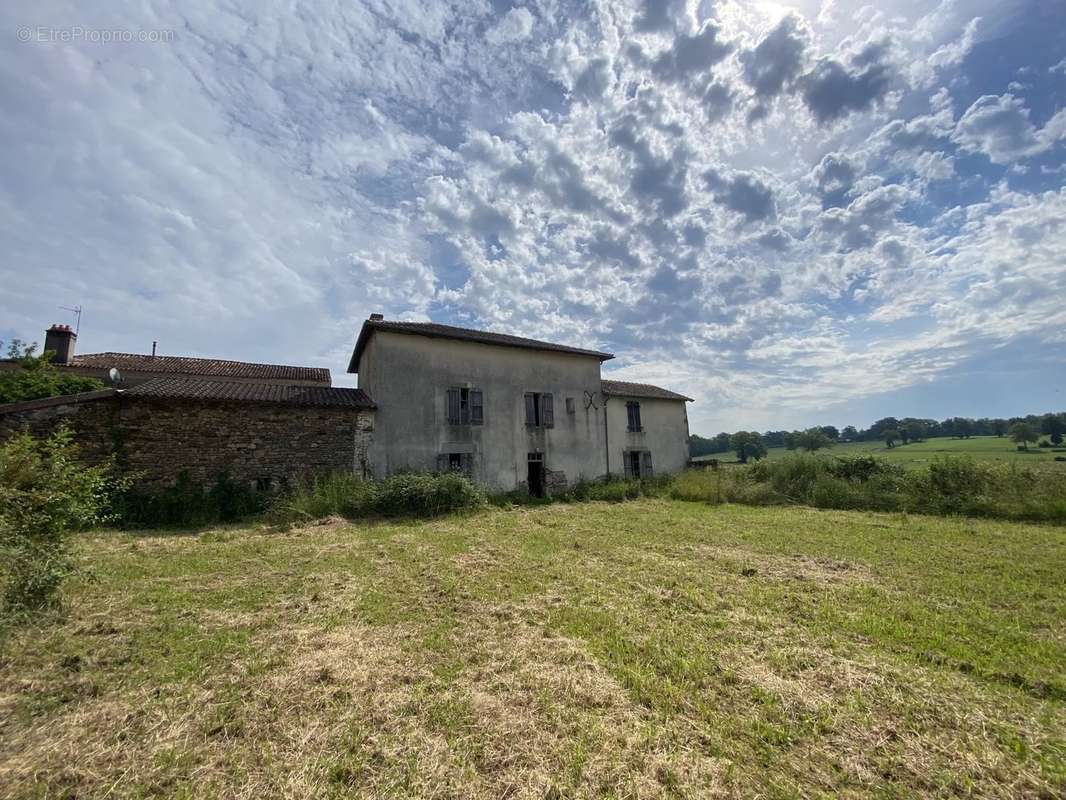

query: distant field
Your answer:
[1,501,1064,797]
[750,435,1066,470]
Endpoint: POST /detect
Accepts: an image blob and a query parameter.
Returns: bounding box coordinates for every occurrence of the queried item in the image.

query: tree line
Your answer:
[690,412,1066,463]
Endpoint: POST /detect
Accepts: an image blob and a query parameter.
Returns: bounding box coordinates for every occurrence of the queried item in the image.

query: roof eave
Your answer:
[347,321,373,374]
[348,321,614,373]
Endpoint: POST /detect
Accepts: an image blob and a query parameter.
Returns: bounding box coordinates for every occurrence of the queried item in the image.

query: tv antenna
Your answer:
[59,305,83,335]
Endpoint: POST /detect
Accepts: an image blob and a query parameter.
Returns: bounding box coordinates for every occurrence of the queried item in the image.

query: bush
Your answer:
[271,471,485,524]
[0,427,124,612]
[115,470,268,528]
[373,472,485,517]
[270,472,374,522]
[0,342,105,404]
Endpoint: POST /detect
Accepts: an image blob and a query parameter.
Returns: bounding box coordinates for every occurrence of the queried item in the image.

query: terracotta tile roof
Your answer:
[348,319,614,372]
[70,352,331,384]
[601,379,693,402]
[127,378,375,409]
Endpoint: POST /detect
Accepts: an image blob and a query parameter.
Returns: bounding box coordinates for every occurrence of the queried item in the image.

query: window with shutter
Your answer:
[470,390,483,425]
[627,401,642,432]
[542,393,554,427]
[641,451,653,477]
[525,393,537,426]
[458,388,470,424]
[446,388,461,425]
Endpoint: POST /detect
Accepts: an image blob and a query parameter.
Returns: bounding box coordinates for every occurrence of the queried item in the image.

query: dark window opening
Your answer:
[439,452,472,476]
[565,397,575,414]
[447,387,484,425]
[626,401,642,432]
[524,392,554,428]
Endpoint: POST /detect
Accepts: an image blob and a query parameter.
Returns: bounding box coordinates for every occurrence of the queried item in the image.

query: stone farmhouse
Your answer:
[0,317,692,495]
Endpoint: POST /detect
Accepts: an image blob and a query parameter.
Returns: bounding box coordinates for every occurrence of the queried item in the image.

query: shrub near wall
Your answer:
[0,427,124,612]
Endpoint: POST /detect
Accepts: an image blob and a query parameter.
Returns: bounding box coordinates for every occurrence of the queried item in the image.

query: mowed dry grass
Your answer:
[1,501,1064,799]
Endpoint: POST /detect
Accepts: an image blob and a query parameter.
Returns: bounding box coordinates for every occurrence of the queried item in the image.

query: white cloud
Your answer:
[0,0,1063,432]
[486,7,536,45]
[952,93,1066,164]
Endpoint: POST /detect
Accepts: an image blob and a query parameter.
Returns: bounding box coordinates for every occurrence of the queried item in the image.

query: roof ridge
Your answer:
[75,351,323,370]
[601,378,693,402]
[349,318,614,373]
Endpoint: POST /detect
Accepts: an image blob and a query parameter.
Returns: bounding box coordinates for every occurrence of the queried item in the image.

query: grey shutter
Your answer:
[641,451,653,477]
[627,402,641,431]
[470,390,483,425]
[542,393,554,428]
[436,454,448,473]
[446,388,460,424]
[525,393,536,426]
[623,451,633,479]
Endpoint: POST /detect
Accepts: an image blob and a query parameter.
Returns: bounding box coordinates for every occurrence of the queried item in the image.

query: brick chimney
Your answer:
[44,324,77,364]
[369,313,384,321]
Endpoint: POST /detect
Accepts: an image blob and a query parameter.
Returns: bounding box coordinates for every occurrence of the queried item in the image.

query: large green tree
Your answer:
[1009,422,1038,451]
[730,431,767,464]
[1041,414,1065,446]
[795,427,833,452]
[903,421,926,443]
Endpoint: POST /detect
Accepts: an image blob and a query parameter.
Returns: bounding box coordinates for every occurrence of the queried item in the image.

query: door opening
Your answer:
[628,450,642,479]
[527,452,545,498]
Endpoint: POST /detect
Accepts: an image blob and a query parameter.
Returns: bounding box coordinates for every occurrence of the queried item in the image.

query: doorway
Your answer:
[527,452,545,498]
[628,450,643,479]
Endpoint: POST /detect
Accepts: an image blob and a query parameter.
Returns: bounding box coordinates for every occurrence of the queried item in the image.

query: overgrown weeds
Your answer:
[114,469,268,528]
[270,471,485,525]
[673,454,1066,522]
[0,427,125,612]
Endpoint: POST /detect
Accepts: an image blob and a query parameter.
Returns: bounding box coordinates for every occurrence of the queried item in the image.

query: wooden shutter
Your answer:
[436,454,448,473]
[470,390,483,425]
[627,401,641,431]
[525,393,536,426]
[542,393,554,428]
[623,451,633,479]
[641,451,653,477]
[446,388,460,424]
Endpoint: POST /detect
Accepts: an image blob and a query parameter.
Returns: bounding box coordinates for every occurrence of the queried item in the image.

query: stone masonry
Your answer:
[0,392,374,489]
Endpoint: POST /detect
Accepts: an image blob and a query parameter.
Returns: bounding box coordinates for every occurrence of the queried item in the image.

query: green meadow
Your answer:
[759,435,1066,470]
[2,500,1064,798]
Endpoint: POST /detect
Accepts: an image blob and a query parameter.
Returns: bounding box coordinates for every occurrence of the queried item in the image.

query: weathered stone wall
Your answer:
[0,394,374,489]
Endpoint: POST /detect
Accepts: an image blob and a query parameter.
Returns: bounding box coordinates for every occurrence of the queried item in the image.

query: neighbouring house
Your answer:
[0,325,373,489]
[0,317,692,495]
[349,315,692,495]
[0,324,331,387]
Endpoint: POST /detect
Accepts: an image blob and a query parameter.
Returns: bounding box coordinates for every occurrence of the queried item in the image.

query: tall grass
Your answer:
[672,455,1066,523]
[270,471,485,525]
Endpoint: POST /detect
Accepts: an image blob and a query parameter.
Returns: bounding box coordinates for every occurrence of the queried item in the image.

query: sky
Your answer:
[1,0,1065,435]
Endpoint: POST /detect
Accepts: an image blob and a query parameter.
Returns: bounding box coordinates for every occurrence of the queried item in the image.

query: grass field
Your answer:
[757,436,1066,470]
[2,500,1064,798]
